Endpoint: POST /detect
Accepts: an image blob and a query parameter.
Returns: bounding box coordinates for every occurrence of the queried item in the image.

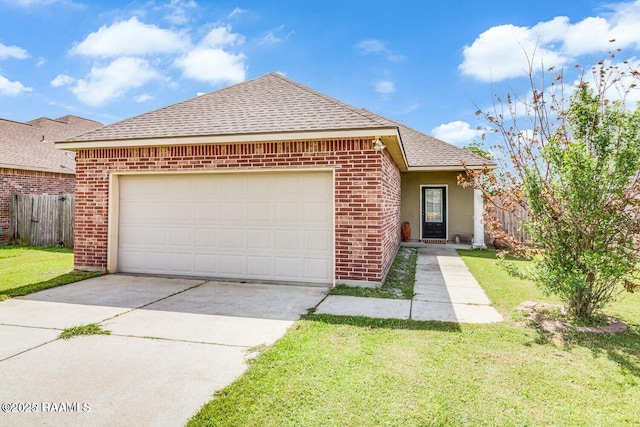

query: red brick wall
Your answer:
[0,168,75,244]
[74,139,402,284]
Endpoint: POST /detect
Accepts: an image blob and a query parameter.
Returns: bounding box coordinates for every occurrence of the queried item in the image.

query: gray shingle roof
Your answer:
[68,73,391,142]
[358,109,493,168]
[65,73,493,169]
[0,115,103,173]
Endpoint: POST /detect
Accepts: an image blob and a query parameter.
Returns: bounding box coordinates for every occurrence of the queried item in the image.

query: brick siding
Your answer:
[74,138,402,284]
[0,168,75,244]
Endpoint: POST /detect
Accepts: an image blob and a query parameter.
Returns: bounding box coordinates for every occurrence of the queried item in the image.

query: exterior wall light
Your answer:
[372,137,386,151]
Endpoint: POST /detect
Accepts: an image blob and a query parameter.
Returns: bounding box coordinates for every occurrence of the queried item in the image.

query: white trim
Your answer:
[419,185,449,241]
[106,167,336,285]
[472,189,486,249]
[407,164,495,172]
[0,163,75,175]
[55,127,400,150]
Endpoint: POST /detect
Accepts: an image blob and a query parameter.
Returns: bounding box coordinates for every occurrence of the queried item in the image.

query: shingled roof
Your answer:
[63,73,492,169]
[0,115,103,173]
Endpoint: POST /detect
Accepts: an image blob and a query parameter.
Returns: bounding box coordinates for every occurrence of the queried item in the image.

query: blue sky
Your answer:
[1,0,639,146]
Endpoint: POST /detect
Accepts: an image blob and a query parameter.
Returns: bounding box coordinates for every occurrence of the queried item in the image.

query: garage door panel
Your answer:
[195,228,218,248]
[118,172,333,283]
[247,229,271,249]
[220,228,244,249]
[221,202,244,222]
[275,230,300,250]
[275,203,299,222]
[145,252,169,272]
[195,202,218,222]
[304,258,331,280]
[247,202,271,222]
[304,202,331,223]
[220,255,244,275]
[247,256,272,277]
[194,254,218,274]
[145,227,168,246]
[169,252,192,273]
[304,230,331,251]
[170,228,192,247]
[275,258,300,278]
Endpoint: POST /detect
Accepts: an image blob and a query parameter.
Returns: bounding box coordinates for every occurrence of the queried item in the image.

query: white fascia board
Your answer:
[55,127,400,150]
[406,164,496,172]
[0,163,75,175]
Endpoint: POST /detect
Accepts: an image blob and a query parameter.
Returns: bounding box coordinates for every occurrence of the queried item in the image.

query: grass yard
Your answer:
[189,249,640,426]
[329,246,418,299]
[0,246,100,298]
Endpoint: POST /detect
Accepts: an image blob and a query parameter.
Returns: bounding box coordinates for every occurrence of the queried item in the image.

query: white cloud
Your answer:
[0,42,28,60]
[460,1,640,82]
[0,74,31,96]
[459,23,570,82]
[50,73,75,87]
[373,80,395,94]
[71,57,160,106]
[175,47,246,85]
[354,39,405,62]
[133,93,154,102]
[355,39,386,54]
[71,16,187,57]
[201,26,244,48]
[162,0,197,25]
[431,121,484,144]
[228,7,247,18]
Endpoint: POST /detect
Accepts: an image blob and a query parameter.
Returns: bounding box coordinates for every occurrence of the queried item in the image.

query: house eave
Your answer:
[55,127,402,150]
[0,163,75,175]
[405,164,496,172]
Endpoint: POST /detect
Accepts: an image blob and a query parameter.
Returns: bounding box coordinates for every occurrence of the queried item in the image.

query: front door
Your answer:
[422,187,446,239]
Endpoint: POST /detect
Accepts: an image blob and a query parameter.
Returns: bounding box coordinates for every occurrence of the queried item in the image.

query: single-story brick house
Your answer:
[56,73,493,286]
[0,115,103,244]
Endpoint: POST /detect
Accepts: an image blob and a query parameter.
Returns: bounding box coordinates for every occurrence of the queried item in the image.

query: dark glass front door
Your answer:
[422,187,446,239]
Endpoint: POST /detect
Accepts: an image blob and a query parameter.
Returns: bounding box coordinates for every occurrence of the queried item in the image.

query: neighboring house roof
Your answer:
[0,115,103,174]
[61,73,493,170]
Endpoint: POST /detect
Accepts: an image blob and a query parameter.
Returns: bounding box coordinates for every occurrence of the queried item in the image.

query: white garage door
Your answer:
[117,171,333,284]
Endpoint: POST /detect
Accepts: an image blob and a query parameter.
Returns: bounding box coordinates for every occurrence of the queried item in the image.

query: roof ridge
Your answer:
[268,73,393,128]
[0,117,33,127]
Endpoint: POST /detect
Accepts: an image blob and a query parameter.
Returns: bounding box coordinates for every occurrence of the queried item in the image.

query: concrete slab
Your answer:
[411,301,503,324]
[315,295,411,320]
[20,274,205,307]
[0,275,203,329]
[0,325,59,360]
[0,299,132,330]
[0,335,247,427]
[143,281,327,321]
[104,309,294,347]
[413,286,491,305]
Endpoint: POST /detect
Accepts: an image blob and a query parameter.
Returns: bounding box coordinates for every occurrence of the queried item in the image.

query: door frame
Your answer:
[419,184,448,240]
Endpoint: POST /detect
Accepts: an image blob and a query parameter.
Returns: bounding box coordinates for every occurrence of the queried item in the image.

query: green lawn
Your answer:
[189,249,640,426]
[329,246,417,299]
[0,246,100,298]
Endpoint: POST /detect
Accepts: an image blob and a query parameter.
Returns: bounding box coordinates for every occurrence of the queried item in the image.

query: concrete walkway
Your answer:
[316,245,503,324]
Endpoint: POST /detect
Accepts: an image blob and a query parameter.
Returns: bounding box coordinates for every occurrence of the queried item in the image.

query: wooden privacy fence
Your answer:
[9,194,74,247]
[485,203,532,243]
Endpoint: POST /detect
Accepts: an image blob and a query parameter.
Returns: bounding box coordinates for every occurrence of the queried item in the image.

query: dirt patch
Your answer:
[516,301,628,344]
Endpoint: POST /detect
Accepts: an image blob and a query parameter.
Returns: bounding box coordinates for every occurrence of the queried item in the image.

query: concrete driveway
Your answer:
[0,274,327,426]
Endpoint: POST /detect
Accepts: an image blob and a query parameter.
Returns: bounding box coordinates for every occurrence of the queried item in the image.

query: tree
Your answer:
[463,140,493,161]
[460,58,640,320]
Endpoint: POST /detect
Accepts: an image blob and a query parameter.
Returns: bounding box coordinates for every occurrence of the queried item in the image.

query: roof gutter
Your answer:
[0,163,75,175]
[55,127,401,150]
[406,164,497,172]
